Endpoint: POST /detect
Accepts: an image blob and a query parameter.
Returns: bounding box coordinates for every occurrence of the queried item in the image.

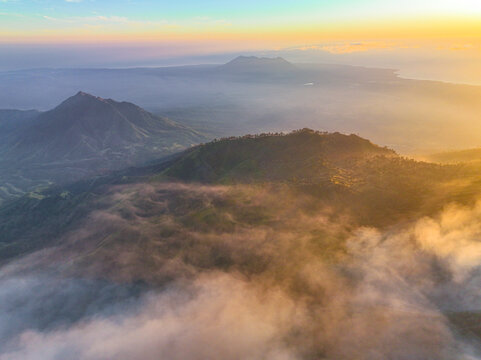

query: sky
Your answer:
[1,0,481,44]
[0,0,481,83]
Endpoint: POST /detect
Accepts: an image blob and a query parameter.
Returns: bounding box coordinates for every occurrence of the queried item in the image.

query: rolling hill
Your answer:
[1,129,478,263]
[159,129,396,183]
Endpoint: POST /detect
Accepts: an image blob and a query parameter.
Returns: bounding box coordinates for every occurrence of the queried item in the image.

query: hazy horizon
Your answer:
[2,2,481,360]
[1,0,481,84]
[1,43,481,86]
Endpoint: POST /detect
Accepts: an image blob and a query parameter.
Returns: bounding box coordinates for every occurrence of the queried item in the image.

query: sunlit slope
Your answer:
[159,129,478,218]
[2,129,480,263]
[160,129,395,183]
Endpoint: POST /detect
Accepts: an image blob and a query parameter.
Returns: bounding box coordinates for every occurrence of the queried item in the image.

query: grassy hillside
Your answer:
[2,130,481,357]
[1,129,480,263]
[159,129,479,224]
[160,129,395,183]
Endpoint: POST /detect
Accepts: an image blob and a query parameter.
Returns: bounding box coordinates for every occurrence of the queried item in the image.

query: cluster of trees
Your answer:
[209,128,330,143]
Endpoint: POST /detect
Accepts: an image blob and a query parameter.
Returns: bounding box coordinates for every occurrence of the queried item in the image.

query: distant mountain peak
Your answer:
[76,91,93,97]
[220,56,296,73]
[73,91,104,100]
[71,91,106,100]
[58,91,110,109]
[227,55,291,64]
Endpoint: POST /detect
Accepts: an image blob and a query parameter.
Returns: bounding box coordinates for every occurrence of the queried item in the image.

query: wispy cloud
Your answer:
[40,13,174,29]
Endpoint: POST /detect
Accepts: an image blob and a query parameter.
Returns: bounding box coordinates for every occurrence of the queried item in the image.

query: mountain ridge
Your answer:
[159,129,396,184]
[5,91,203,164]
[0,128,477,264]
[0,92,208,204]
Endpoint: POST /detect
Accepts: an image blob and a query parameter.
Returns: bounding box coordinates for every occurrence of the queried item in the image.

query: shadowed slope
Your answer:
[0,92,207,204]
[7,91,202,163]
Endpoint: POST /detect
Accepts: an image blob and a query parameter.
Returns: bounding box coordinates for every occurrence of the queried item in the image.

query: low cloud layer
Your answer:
[2,183,481,359]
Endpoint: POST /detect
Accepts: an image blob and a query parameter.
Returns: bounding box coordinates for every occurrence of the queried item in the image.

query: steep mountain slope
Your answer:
[0,92,207,204]
[5,91,203,164]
